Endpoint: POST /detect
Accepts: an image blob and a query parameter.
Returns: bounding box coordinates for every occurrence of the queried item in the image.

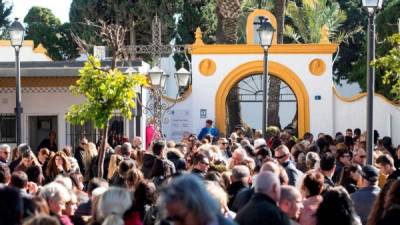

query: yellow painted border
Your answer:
[333,87,400,108]
[246,9,277,44]
[215,60,310,138]
[0,40,34,47]
[190,43,337,55]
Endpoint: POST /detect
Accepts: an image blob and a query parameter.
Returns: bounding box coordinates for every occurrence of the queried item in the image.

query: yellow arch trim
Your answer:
[215,61,310,138]
[246,9,277,44]
[333,87,400,108]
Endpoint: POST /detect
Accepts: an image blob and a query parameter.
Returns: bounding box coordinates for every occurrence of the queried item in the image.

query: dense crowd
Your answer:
[0,124,400,225]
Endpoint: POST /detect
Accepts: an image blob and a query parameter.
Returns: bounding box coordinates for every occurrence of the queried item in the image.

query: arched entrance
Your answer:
[226,74,297,135]
[215,60,310,138]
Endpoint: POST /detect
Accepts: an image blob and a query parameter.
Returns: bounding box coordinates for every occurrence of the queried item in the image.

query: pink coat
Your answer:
[299,195,323,225]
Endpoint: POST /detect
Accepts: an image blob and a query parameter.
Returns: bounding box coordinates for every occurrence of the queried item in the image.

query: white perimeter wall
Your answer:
[177,53,335,137]
[334,94,400,146]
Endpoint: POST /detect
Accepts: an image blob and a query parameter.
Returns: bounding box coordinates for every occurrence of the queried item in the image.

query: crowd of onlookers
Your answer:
[0,125,400,225]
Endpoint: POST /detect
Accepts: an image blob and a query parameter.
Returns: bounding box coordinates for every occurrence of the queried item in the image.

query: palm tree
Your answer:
[216,0,244,134]
[285,0,347,43]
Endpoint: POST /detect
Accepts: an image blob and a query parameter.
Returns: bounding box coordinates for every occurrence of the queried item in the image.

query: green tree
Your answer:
[0,0,12,38]
[23,7,79,60]
[284,0,347,43]
[373,34,400,102]
[66,56,147,178]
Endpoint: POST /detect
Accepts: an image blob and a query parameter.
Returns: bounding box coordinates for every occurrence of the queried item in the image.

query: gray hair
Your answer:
[255,171,280,199]
[231,165,250,181]
[158,175,219,224]
[306,152,320,169]
[97,187,132,225]
[17,143,31,155]
[280,185,301,203]
[0,144,10,152]
[39,182,71,207]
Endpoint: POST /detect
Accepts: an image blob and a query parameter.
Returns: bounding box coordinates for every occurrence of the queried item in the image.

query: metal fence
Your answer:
[0,114,16,143]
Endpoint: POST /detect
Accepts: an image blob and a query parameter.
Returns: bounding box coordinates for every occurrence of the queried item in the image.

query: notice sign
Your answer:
[200,109,207,119]
[167,109,193,142]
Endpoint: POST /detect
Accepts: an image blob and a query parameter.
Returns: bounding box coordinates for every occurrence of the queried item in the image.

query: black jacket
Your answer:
[227,181,249,209]
[235,193,290,225]
[231,187,254,212]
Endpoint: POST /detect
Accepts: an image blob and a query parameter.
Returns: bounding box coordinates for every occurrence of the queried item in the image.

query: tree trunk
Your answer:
[267,0,287,129]
[216,0,243,135]
[97,122,108,178]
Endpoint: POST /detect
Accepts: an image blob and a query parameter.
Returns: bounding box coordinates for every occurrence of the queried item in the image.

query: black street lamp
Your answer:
[362,0,383,165]
[257,17,275,140]
[9,18,25,145]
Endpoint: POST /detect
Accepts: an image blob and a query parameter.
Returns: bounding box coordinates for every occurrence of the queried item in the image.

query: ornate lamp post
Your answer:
[144,65,190,138]
[256,17,275,140]
[9,18,25,145]
[362,0,383,165]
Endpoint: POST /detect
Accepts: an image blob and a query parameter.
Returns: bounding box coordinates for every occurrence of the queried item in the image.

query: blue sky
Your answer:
[9,0,72,23]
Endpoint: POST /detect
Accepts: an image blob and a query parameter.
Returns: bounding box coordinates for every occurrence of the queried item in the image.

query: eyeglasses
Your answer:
[166,211,189,223]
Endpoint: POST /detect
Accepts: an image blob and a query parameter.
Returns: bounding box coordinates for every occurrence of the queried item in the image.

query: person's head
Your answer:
[21,150,35,168]
[39,182,71,215]
[384,180,400,211]
[231,148,247,166]
[23,214,60,225]
[353,148,367,166]
[192,152,210,173]
[279,185,303,220]
[17,143,31,159]
[132,136,142,147]
[97,187,132,225]
[303,132,313,143]
[338,164,362,187]
[274,145,290,165]
[0,163,11,184]
[63,191,78,217]
[301,170,324,198]
[345,128,353,137]
[83,141,97,164]
[118,160,136,179]
[0,144,11,162]
[205,181,229,215]
[26,164,44,185]
[120,142,132,157]
[319,153,336,176]
[87,178,109,197]
[254,130,263,139]
[231,165,250,184]
[153,140,166,156]
[305,152,320,170]
[336,148,352,166]
[206,119,213,128]
[79,137,88,148]
[359,165,379,187]
[38,148,50,164]
[376,154,395,175]
[159,175,219,225]
[316,187,358,225]
[260,161,280,176]
[126,168,144,191]
[49,131,57,141]
[254,171,281,203]
[0,187,23,225]
[46,152,71,179]
[256,145,272,164]
[354,128,361,137]
[10,171,28,189]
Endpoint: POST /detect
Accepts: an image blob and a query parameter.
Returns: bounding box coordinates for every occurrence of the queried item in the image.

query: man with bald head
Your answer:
[235,171,290,225]
[275,145,303,186]
[279,185,303,225]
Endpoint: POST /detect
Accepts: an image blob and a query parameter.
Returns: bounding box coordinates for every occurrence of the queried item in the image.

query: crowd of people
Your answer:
[0,123,400,225]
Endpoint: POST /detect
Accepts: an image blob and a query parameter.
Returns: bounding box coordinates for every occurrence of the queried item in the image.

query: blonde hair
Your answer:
[83,142,98,170]
[107,154,123,180]
[206,181,228,209]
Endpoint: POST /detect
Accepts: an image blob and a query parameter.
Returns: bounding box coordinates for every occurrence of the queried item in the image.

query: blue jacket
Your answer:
[198,126,219,140]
